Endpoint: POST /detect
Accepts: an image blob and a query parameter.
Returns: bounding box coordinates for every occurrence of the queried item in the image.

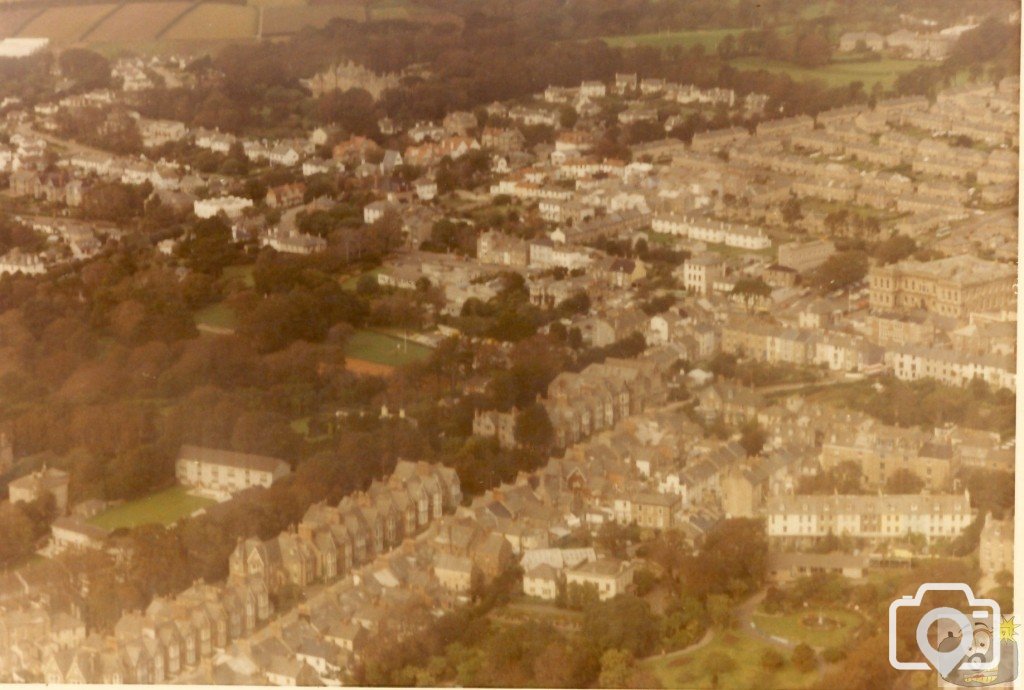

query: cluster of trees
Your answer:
[58,48,112,91]
[720,23,832,67]
[0,52,54,104]
[807,250,869,293]
[0,494,56,568]
[56,106,142,156]
[80,181,152,223]
[824,376,1015,438]
[0,218,47,257]
[360,518,767,688]
[130,0,939,144]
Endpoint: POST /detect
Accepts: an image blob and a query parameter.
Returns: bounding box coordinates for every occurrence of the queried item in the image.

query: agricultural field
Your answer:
[345,329,433,367]
[728,56,931,88]
[18,3,117,43]
[85,2,192,43]
[603,27,746,51]
[640,630,819,690]
[193,301,239,332]
[752,607,863,650]
[262,3,365,36]
[89,486,215,530]
[0,8,39,38]
[160,3,257,41]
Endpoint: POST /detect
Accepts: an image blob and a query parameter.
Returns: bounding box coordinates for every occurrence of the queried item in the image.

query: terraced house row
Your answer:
[35,461,461,685]
[229,460,462,591]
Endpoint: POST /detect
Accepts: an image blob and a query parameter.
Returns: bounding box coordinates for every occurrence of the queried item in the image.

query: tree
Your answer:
[513,403,553,451]
[581,594,660,657]
[731,277,771,310]
[809,251,868,293]
[781,198,803,226]
[739,420,766,456]
[792,643,816,672]
[794,26,832,68]
[873,235,916,265]
[598,649,635,688]
[717,34,738,59]
[59,48,111,90]
[684,518,768,598]
[761,648,785,671]
[884,468,924,494]
[706,593,734,628]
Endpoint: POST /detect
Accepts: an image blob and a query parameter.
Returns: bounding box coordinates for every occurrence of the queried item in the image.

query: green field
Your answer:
[89,486,215,530]
[641,631,818,690]
[345,329,433,367]
[341,268,382,291]
[603,27,746,50]
[193,302,238,331]
[752,607,862,649]
[223,264,256,289]
[728,57,931,88]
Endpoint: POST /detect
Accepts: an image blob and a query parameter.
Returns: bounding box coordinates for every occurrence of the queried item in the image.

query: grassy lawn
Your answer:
[603,27,747,50]
[342,268,382,290]
[752,607,862,649]
[89,486,215,530]
[641,630,818,690]
[193,302,238,331]
[729,56,931,88]
[223,263,255,289]
[345,329,433,367]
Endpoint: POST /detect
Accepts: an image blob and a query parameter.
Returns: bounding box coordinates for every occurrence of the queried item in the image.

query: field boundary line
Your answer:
[154,0,203,40]
[77,0,127,42]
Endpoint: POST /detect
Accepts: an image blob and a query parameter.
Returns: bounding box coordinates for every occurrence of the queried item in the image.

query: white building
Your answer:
[766,493,973,542]
[175,445,291,497]
[888,346,1015,391]
[193,196,253,219]
[679,254,725,295]
[523,564,559,600]
[652,214,770,250]
[0,38,49,59]
[564,558,633,601]
[50,517,110,553]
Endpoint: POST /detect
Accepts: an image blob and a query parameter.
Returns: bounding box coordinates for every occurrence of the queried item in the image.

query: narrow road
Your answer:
[736,589,829,673]
[642,627,715,665]
[19,125,112,160]
[735,589,794,649]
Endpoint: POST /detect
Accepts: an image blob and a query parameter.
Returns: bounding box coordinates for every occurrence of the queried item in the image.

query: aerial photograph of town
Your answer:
[0,0,1018,687]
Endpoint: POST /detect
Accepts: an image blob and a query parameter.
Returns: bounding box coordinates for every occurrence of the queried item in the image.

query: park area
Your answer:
[640,630,818,689]
[603,28,746,51]
[345,329,433,368]
[728,56,931,88]
[752,607,862,649]
[88,486,215,531]
[193,301,239,332]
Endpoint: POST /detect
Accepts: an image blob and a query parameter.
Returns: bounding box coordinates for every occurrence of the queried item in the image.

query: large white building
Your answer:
[0,38,49,59]
[9,467,70,514]
[176,445,291,497]
[193,196,253,219]
[564,558,634,601]
[651,214,770,250]
[888,346,1015,391]
[680,253,725,295]
[766,492,973,542]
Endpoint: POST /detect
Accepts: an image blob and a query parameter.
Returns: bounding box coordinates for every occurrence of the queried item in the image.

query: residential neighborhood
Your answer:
[0,2,1017,688]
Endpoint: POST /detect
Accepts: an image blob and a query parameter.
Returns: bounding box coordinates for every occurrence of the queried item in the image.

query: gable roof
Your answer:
[178,445,289,474]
